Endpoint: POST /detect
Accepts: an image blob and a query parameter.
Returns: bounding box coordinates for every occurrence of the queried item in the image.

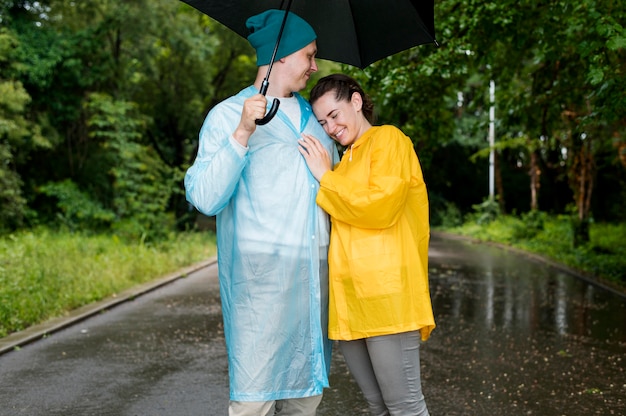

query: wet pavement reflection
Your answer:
[423,234,625,415]
[0,233,623,415]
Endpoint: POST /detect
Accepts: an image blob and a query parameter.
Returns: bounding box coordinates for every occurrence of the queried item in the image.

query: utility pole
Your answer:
[488,80,495,201]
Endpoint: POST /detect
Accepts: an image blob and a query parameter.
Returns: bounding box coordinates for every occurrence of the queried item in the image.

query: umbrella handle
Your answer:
[255,99,279,125]
[255,80,280,125]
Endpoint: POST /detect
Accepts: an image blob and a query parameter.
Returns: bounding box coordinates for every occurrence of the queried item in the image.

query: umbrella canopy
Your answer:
[181,0,437,69]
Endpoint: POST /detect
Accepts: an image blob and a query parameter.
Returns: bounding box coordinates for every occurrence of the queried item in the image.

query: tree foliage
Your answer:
[0,0,624,245]
[0,26,49,230]
[1,0,254,239]
[343,0,625,242]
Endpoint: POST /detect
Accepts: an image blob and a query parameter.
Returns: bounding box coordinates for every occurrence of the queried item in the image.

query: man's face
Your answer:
[282,41,318,93]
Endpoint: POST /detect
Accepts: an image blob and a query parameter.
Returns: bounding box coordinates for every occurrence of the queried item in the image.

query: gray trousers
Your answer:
[228,395,323,416]
[339,331,430,416]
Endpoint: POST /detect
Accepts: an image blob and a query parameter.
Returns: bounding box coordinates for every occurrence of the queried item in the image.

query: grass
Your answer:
[440,213,626,291]
[0,228,217,338]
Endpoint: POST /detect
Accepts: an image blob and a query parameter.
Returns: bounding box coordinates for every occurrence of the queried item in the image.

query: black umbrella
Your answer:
[181,0,437,123]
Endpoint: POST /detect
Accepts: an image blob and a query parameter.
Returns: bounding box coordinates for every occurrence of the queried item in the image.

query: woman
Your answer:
[298,74,435,416]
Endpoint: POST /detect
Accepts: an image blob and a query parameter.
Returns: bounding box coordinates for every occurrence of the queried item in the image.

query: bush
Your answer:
[429,193,463,228]
[468,198,500,225]
[38,179,116,231]
[512,210,546,239]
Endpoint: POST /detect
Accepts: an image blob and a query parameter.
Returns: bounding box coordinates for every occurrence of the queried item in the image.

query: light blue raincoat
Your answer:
[185,86,338,401]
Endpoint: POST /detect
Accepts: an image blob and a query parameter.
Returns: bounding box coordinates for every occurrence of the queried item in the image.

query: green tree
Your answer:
[84,92,173,240]
[0,27,50,230]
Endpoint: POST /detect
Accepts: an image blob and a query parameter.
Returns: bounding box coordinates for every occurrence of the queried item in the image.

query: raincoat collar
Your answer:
[343,126,376,161]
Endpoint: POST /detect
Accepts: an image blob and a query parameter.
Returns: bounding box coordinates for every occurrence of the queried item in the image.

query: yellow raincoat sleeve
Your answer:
[317,126,414,229]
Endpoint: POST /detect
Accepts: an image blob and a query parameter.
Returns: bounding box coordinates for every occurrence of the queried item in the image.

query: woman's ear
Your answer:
[351,91,363,112]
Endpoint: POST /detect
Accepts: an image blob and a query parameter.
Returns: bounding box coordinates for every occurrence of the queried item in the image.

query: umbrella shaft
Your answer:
[260,80,269,96]
[263,0,292,86]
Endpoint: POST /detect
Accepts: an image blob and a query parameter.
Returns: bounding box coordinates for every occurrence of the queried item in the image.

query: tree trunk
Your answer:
[529,149,540,211]
[495,149,506,214]
[571,135,594,247]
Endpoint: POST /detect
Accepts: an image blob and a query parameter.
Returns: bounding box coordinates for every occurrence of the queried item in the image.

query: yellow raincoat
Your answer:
[317,125,435,341]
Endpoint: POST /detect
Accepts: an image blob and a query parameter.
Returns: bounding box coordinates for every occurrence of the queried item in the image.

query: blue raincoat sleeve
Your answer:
[185,86,338,402]
[184,99,249,217]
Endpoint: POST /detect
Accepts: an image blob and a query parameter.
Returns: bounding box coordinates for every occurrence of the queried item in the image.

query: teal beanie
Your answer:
[246,9,317,66]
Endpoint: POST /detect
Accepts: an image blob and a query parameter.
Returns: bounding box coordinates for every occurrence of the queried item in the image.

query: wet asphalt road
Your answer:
[0,233,624,416]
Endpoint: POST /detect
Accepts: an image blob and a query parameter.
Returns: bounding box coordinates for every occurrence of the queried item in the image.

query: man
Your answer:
[184,9,339,416]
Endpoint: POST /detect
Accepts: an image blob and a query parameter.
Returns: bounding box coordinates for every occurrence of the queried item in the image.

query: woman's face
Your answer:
[312,91,366,147]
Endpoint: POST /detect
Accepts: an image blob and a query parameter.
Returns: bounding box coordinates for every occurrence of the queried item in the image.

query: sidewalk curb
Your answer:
[0,257,218,356]
[433,231,626,299]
